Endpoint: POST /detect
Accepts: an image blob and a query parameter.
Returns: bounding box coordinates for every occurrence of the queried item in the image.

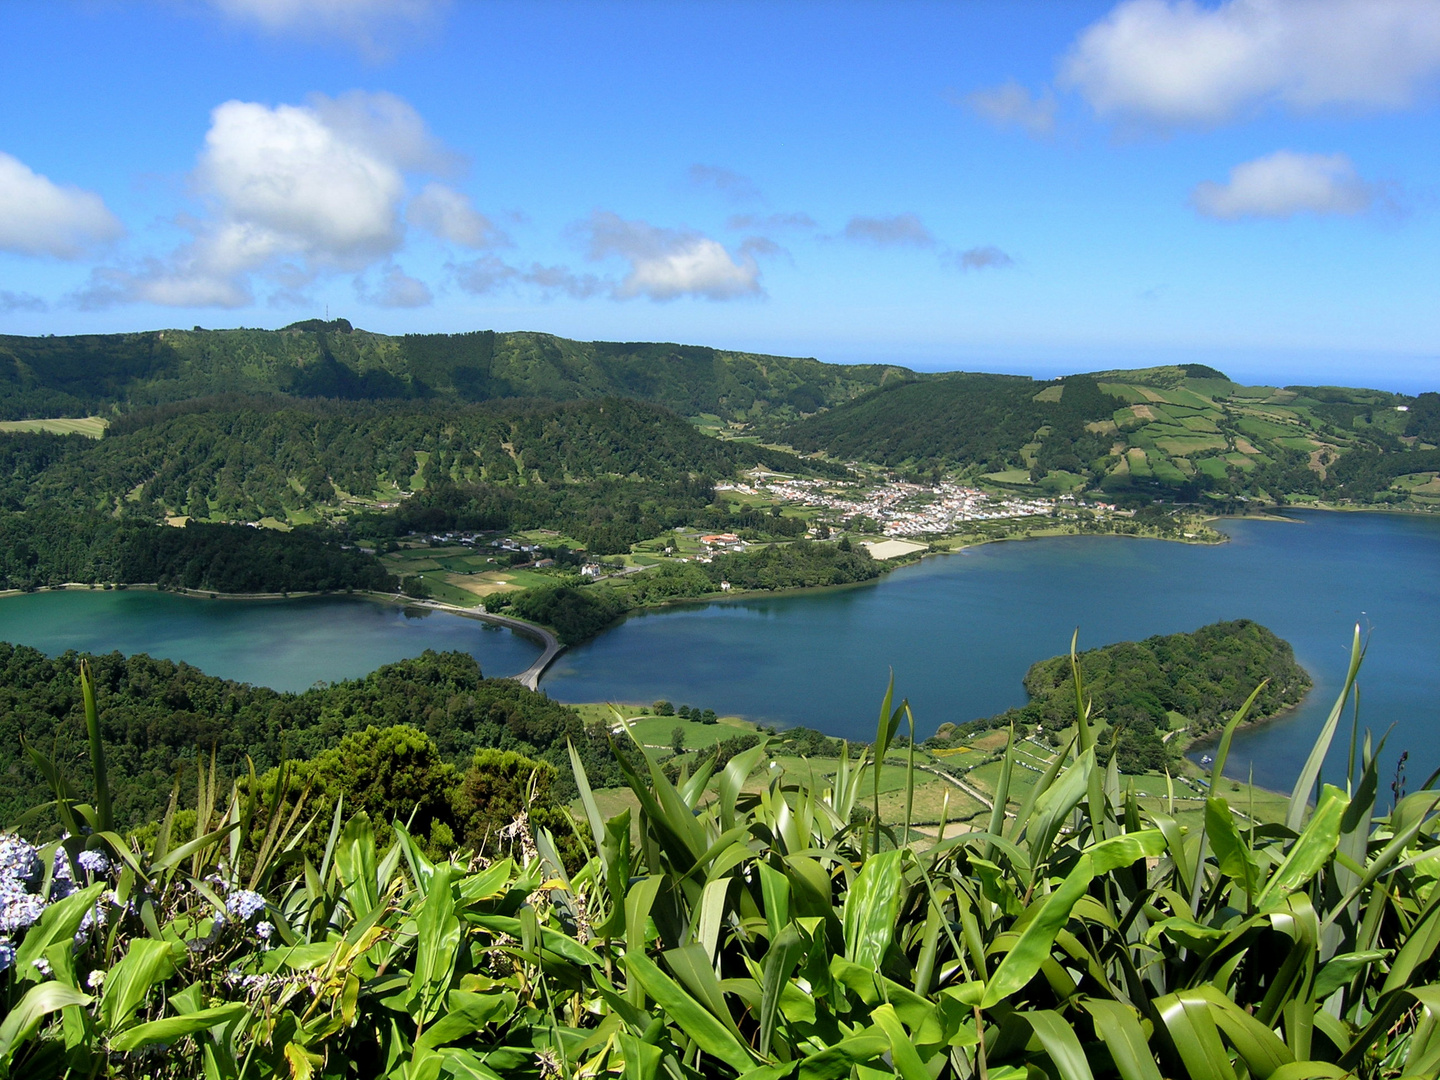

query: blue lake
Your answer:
[0,590,541,692]
[0,511,1436,791]
[542,511,1440,792]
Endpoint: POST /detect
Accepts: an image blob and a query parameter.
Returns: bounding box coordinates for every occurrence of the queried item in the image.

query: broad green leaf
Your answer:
[100,938,176,1033]
[109,1003,249,1051]
[982,832,1163,1009]
[870,1003,931,1080]
[760,924,806,1058]
[1287,625,1363,832]
[1025,1009,1098,1080]
[625,950,755,1072]
[1206,798,1261,902]
[0,982,91,1065]
[414,990,516,1052]
[1080,999,1163,1080]
[15,883,104,983]
[1155,992,1239,1080]
[1028,748,1095,866]
[1259,785,1348,908]
[842,849,903,970]
[412,862,462,1025]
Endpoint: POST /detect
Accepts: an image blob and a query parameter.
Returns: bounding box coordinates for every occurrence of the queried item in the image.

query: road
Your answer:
[397,598,564,690]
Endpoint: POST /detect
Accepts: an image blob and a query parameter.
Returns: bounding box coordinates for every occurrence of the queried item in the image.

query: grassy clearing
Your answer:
[0,415,109,437]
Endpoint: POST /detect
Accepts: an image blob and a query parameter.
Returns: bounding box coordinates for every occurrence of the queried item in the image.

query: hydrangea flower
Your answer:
[0,834,40,884]
[86,969,105,989]
[1,834,47,933]
[32,957,52,977]
[254,921,274,941]
[0,939,14,974]
[76,850,110,876]
[226,890,266,921]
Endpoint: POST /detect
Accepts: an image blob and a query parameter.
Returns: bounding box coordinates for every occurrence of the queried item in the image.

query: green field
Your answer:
[0,416,109,438]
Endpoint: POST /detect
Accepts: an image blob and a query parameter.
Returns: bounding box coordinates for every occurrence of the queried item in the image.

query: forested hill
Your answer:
[0,322,913,422]
[934,619,1311,774]
[779,365,1438,507]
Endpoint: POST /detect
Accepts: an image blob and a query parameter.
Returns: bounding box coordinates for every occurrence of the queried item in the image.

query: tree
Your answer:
[671,726,686,753]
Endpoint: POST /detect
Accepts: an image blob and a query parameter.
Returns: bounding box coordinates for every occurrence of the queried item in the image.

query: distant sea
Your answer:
[0,510,1435,792]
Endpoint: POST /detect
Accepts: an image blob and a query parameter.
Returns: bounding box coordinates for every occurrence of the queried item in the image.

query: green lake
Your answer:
[0,510,1436,791]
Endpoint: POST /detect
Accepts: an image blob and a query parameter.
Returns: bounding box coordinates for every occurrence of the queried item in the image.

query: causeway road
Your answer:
[390,598,564,690]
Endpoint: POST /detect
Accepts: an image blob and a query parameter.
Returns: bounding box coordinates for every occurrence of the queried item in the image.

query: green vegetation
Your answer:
[4,630,1438,1078]
[0,515,392,594]
[0,646,621,830]
[0,324,911,422]
[779,365,1436,509]
[487,540,885,643]
[933,620,1311,774]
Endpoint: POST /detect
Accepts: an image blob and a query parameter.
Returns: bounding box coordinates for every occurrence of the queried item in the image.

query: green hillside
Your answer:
[0,321,913,422]
[781,364,1438,507]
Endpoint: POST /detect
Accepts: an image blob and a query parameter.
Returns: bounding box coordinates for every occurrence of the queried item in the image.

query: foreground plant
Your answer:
[2,627,1438,1078]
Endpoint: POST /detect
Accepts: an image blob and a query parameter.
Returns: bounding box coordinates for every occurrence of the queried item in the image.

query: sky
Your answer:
[1,0,1437,392]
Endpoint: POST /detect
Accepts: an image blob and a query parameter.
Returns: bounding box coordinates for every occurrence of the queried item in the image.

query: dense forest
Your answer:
[3,397,840,523]
[0,323,913,422]
[0,514,391,593]
[935,619,1311,773]
[0,646,616,834]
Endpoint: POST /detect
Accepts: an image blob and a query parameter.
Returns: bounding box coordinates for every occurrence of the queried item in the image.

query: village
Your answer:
[718,472,1123,539]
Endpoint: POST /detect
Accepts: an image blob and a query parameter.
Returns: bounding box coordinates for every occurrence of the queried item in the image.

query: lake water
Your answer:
[0,512,1436,791]
[0,590,541,692]
[541,511,1440,792]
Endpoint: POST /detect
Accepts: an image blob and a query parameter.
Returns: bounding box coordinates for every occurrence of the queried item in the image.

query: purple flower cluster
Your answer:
[226,890,266,922]
[1,834,45,962]
[2,832,124,974]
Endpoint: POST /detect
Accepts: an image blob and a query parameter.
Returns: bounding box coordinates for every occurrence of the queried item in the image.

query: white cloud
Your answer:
[964,81,1058,137]
[579,212,762,301]
[207,0,446,56]
[83,91,475,308]
[1060,0,1440,127]
[949,245,1016,271]
[0,151,122,259]
[408,183,499,248]
[1191,150,1377,219]
[356,264,432,307]
[843,213,936,248]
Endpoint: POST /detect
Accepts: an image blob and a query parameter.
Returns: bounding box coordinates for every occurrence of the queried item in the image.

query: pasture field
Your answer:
[0,415,109,437]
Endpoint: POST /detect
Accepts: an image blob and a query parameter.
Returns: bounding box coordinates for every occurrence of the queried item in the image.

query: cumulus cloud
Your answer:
[1060,0,1440,128]
[356,264,432,307]
[963,81,1058,137]
[0,151,123,259]
[947,245,1016,271]
[408,183,500,248]
[579,211,763,301]
[842,213,936,248]
[82,91,479,308]
[206,0,447,56]
[1190,150,1377,219]
[688,164,762,203]
[0,290,47,313]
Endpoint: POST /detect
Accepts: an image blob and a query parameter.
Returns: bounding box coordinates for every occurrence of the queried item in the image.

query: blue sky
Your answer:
[1,0,1437,391]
